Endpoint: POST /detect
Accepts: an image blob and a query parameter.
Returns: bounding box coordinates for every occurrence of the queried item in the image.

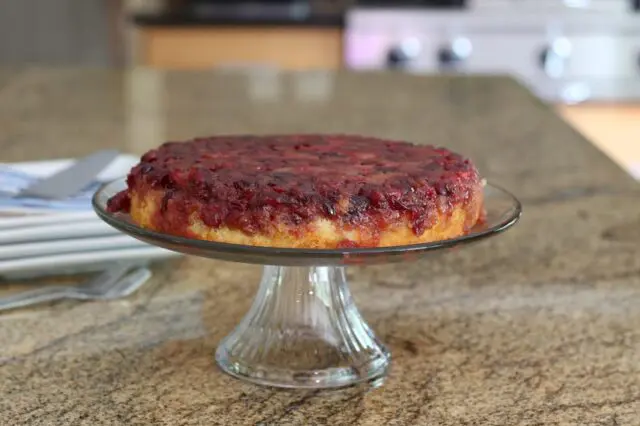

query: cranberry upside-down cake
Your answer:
[107,135,484,249]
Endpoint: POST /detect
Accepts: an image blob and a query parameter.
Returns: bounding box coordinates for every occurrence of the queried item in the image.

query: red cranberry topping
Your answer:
[106,190,130,213]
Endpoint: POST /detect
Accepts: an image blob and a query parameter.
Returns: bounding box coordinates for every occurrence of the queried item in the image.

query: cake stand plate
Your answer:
[94,179,521,389]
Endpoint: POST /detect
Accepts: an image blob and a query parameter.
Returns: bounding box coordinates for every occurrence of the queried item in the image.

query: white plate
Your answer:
[0,211,99,230]
[0,246,180,279]
[0,154,184,279]
[0,234,148,261]
[0,220,118,245]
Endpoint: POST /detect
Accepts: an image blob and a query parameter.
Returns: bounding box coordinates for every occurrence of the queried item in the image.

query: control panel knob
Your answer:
[386,38,421,70]
[539,37,572,78]
[387,47,411,69]
[539,48,549,67]
[437,48,462,65]
[437,37,472,69]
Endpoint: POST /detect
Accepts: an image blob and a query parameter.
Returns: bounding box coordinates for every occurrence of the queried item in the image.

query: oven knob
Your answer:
[539,37,572,77]
[386,38,422,70]
[437,38,472,68]
[538,48,550,67]
[437,48,461,65]
[387,48,410,69]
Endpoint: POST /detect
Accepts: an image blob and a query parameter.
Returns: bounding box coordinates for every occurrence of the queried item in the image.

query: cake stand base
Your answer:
[215,265,390,389]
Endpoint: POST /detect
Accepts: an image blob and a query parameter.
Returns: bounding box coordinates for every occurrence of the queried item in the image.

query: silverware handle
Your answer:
[99,267,152,299]
[0,265,132,310]
[0,287,70,311]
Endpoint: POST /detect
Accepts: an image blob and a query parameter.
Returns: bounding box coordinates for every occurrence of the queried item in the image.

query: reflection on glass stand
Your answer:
[94,179,521,389]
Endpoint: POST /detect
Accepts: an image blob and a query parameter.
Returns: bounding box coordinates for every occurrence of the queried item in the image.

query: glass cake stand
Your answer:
[93,179,521,389]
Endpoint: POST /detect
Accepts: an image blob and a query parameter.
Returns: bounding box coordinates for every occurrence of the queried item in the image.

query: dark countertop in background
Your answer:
[0,68,639,425]
[131,1,464,27]
[133,11,345,27]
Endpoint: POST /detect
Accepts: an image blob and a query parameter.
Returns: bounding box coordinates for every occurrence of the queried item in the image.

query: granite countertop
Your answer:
[1,68,639,425]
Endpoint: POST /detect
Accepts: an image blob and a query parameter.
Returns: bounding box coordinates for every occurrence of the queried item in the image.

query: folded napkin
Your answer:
[0,155,138,214]
[0,166,102,211]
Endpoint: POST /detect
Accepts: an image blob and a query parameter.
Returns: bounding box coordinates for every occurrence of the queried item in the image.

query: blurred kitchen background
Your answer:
[0,0,638,172]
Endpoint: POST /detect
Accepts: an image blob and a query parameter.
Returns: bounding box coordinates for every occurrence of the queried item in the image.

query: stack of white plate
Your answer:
[0,155,179,279]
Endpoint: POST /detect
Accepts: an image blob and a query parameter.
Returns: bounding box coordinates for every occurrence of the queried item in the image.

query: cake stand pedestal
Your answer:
[94,180,520,389]
[216,265,389,388]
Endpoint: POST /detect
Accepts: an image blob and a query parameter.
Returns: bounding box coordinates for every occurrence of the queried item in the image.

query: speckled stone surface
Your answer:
[0,68,639,425]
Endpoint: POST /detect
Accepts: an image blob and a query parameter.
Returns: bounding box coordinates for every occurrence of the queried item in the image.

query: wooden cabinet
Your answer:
[557,104,640,171]
[137,27,343,70]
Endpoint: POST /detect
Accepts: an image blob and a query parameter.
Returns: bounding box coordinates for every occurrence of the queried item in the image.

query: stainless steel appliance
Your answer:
[345,1,640,102]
